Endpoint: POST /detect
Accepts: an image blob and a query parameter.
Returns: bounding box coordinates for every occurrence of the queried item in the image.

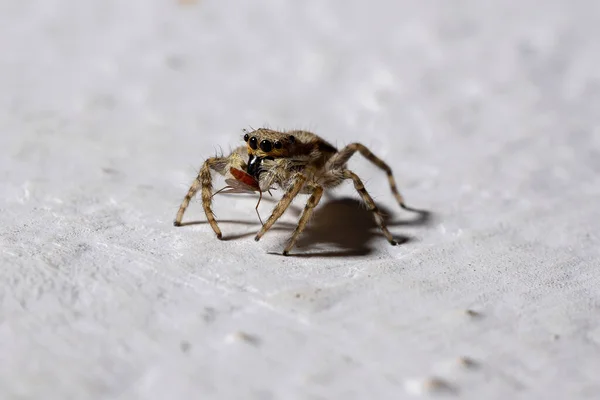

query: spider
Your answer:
[174,128,412,255]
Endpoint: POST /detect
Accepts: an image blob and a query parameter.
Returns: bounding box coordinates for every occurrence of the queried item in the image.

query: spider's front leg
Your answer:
[174,146,246,239]
[254,172,307,243]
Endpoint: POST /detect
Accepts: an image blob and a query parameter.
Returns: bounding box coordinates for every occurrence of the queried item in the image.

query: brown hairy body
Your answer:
[174,128,410,255]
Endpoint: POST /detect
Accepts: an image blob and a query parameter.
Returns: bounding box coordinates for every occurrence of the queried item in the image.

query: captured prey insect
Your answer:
[174,128,413,255]
[211,166,273,225]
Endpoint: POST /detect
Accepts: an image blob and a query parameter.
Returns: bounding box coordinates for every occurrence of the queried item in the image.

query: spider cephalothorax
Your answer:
[174,128,410,255]
[244,129,294,180]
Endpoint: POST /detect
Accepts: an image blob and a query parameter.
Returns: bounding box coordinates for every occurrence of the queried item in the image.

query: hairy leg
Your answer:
[329,143,407,208]
[174,147,246,238]
[343,169,397,245]
[254,173,307,242]
[283,185,324,256]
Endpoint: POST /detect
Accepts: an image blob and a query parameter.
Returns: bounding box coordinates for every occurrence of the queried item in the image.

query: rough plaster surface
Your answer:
[1,0,600,399]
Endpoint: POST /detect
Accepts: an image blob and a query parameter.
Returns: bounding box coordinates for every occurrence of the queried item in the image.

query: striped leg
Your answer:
[174,158,227,238]
[343,170,397,245]
[254,173,307,242]
[174,147,247,237]
[283,185,323,256]
[329,143,407,208]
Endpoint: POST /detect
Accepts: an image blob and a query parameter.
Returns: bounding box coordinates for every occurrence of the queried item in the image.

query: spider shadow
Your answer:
[281,197,433,258]
[176,195,433,257]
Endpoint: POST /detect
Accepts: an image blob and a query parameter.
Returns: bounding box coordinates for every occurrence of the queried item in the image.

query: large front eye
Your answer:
[260,140,272,152]
[249,136,258,149]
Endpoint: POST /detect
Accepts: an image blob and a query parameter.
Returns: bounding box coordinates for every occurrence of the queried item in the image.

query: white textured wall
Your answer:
[1,0,600,399]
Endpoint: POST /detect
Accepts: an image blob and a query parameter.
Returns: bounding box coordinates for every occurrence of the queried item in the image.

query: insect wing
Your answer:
[218,179,256,194]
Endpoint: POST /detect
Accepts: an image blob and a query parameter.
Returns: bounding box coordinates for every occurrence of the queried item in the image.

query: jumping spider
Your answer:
[174,128,412,255]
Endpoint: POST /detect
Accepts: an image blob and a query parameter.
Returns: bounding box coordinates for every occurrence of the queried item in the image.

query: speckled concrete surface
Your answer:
[1,0,600,399]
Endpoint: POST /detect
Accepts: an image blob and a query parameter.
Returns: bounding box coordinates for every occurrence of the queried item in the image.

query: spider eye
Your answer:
[273,141,282,149]
[289,135,295,143]
[260,139,272,152]
[249,136,258,150]
[243,133,249,142]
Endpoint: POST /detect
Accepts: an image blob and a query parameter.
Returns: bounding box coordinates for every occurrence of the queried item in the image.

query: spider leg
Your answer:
[174,146,246,239]
[173,157,223,238]
[329,143,407,208]
[254,173,307,242]
[343,169,397,246]
[283,184,323,256]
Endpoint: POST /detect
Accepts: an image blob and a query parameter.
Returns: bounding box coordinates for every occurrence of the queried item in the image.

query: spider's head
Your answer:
[243,128,296,159]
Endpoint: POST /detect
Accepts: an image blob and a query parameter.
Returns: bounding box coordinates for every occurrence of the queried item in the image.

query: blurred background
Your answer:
[1,0,599,399]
